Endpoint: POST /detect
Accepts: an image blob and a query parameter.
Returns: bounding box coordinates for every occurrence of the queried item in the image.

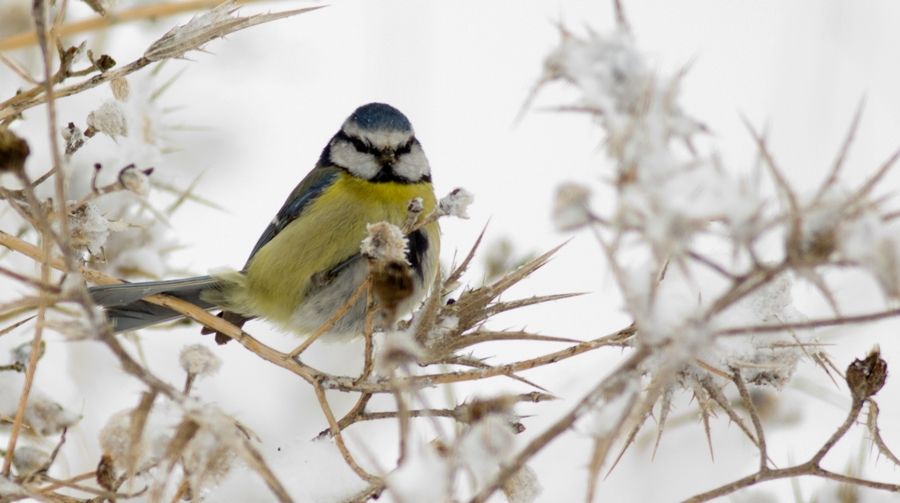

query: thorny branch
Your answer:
[683,349,895,503]
[0,2,320,501]
[0,3,323,124]
[1,0,900,501]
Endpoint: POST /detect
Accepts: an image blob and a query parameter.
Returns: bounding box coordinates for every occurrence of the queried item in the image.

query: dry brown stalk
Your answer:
[312,382,381,485]
[326,393,373,437]
[1,234,51,476]
[0,5,323,123]
[716,307,900,335]
[0,0,292,52]
[469,348,650,503]
[731,369,767,472]
[0,230,636,395]
[866,401,900,466]
[682,350,895,502]
[37,471,96,493]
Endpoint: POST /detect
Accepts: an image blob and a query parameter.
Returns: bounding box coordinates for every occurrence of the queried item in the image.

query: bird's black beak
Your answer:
[378,150,397,166]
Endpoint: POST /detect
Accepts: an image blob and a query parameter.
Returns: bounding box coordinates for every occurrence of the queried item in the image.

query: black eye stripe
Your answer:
[332,130,370,153]
[335,130,377,155]
[349,136,372,153]
[335,130,415,156]
[395,139,414,155]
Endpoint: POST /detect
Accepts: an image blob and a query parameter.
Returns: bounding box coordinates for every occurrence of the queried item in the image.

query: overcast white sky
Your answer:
[3,1,900,501]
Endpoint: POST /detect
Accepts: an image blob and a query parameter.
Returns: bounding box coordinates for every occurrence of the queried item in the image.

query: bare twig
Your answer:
[0,5,323,123]
[683,351,893,502]
[312,381,380,484]
[716,307,900,336]
[866,401,900,467]
[1,235,51,475]
[469,348,649,503]
[0,0,303,52]
[731,369,767,472]
[813,97,866,204]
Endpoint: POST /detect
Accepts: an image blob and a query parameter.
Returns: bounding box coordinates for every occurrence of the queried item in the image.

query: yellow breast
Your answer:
[238,172,438,325]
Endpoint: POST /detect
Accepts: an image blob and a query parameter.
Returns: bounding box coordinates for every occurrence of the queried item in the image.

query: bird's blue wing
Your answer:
[245,166,340,264]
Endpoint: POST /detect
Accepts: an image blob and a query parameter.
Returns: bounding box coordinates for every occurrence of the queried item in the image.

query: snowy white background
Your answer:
[2,0,900,501]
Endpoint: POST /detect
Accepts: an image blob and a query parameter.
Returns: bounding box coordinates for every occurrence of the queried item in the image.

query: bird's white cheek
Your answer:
[393,147,430,182]
[330,142,380,179]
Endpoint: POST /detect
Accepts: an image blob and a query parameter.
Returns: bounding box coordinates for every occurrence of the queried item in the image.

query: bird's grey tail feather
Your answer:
[89,276,221,333]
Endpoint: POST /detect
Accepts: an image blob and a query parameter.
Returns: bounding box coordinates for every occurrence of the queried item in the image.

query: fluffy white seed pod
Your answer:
[118,165,152,196]
[70,202,110,257]
[12,446,50,475]
[375,330,425,375]
[179,344,222,377]
[24,396,81,436]
[111,77,130,102]
[361,222,409,264]
[437,187,474,219]
[86,101,128,138]
[553,182,592,231]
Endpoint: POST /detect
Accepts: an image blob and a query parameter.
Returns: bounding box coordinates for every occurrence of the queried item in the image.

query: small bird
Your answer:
[89,103,440,343]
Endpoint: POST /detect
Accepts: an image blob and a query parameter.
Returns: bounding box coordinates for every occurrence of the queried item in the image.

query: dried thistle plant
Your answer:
[1,1,898,502]
[490,2,900,502]
[0,1,322,500]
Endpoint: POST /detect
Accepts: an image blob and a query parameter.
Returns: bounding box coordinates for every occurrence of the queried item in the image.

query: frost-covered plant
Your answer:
[1,1,898,503]
[521,5,900,502]
[0,2,592,501]
[0,1,321,499]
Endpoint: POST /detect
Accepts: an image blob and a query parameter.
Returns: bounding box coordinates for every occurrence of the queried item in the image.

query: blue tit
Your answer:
[89,103,440,342]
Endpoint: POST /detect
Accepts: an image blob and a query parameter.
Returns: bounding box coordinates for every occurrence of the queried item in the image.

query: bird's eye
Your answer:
[395,139,414,156]
[348,136,372,154]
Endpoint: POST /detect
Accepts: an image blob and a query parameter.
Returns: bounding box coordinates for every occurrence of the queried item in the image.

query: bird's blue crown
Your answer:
[347,103,412,132]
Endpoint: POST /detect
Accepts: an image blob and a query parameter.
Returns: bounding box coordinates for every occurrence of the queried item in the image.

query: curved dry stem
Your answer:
[0,0,291,52]
[468,348,649,503]
[1,237,50,475]
[312,381,381,485]
[682,384,893,503]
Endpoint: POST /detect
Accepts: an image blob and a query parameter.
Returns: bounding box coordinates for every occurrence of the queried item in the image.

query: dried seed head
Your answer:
[96,454,117,490]
[376,330,424,374]
[407,197,424,215]
[111,77,130,102]
[553,182,593,231]
[24,396,81,435]
[437,187,474,219]
[118,164,153,196]
[69,42,87,66]
[361,222,409,264]
[502,465,542,503]
[12,445,50,476]
[12,339,44,366]
[403,196,425,231]
[62,122,85,156]
[0,127,29,174]
[98,410,138,467]
[86,101,128,139]
[846,346,888,403]
[788,224,837,264]
[179,344,221,377]
[457,396,518,425]
[179,412,242,490]
[70,202,111,257]
[370,260,415,327]
[93,53,116,72]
